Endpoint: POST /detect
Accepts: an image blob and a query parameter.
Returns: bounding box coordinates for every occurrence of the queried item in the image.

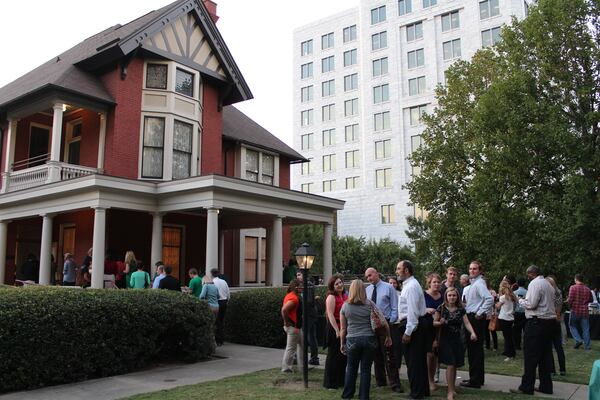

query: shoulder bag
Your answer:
[368,300,388,336]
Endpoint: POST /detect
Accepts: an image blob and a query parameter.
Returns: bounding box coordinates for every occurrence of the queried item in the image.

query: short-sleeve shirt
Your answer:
[283,292,300,326]
[189,276,203,297]
[438,305,466,334]
[341,302,374,338]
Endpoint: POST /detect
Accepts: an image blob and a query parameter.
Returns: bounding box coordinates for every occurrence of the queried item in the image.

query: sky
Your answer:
[0,0,354,146]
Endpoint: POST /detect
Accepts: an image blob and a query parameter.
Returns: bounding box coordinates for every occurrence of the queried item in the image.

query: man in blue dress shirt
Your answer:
[365,267,403,393]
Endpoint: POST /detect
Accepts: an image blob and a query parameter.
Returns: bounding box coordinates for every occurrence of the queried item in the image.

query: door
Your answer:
[162,226,182,281]
[29,125,50,167]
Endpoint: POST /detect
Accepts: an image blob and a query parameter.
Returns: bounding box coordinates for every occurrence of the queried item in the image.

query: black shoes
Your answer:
[459,381,481,389]
[574,341,583,349]
[308,359,320,366]
[391,384,405,393]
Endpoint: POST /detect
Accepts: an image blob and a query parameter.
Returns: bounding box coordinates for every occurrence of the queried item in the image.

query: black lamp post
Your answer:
[295,242,315,389]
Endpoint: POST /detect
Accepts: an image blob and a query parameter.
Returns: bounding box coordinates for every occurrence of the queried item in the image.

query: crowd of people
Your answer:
[281,261,597,400]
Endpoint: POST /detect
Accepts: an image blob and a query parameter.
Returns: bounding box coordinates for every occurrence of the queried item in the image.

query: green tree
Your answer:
[407,0,600,284]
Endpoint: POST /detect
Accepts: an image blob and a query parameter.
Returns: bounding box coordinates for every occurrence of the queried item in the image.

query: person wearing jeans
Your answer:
[340,279,391,400]
[568,274,593,350]
[281,279,303,372]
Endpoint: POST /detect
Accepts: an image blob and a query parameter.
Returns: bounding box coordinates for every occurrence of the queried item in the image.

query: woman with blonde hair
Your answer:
[199,273,220,314]
[496,280,516,360]
[123,251,137,289]
[340,279,391,400]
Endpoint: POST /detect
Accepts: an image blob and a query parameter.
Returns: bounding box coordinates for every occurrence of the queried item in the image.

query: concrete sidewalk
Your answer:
[0,343,590,400]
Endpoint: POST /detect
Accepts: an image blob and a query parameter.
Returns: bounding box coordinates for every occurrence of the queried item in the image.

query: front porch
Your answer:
[0,174,343,288]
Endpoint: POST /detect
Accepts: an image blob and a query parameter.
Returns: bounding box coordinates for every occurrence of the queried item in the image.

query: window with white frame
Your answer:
[482,27,502,47]
[373,57,389,76]
[399,0,412,15]
[374,111,391,131]
[322,128,336,146]
[301,85,313,102]
[375,139,391,159]
[323,154,336,172]
[344,49,358,67]
[443,39,461,60]
[301,133,313,150]
[244,148,276,185]
[245,149,259,181]
[373,84,390,103]
[381,204,395,224]
[371,31,388,50]
[480,0,500,19]
[323,179,336,192]
[301,109,313,126]
[172,120,193,179]
[142,116,165,178]
[65,119,82,165]
[322,104,335,122]
[409,104,427,126]
[442,11,460,32]
[346,176,360,189]
[345,150,360,168]
[261,154,275,185]
[301,39,313,56]
[344,73,358,91]
[345,124,359,142]
[321,32,334,49]
[407,48,425,69]
[301,183,314,193]
[322,79,335,97]
[344,98,359,116]
[146,64,168,89]
[422,0,437,8]
[408,76,426,96]
[343,25,357,42]
[175,68,194,97]
[406,21,423,42]
[322,56,335,73]
[301,62,313,79]
[371,5,386,24]
[301,159,312,175]
[376,168,392,188]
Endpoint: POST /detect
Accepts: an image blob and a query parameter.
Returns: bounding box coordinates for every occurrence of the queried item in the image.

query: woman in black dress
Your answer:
[434,287,478,400]
[323,274,348,389]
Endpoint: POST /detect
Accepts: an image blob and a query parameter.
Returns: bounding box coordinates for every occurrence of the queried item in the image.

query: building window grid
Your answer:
[374,111,391,131]
[345,176,360,189]
[375,139,392,159]
[371,31,388,51]
[321,32,334,50]
[373,84,390,103]
[409,105,427,126]
[407,48,425,69]
[322,154,336,172]
[301,133,313,150]
[322,56,335,73]
[301,183,314,193]
[344,98,359,117]
[301,109,313,127]
[408,76,426,96]
[322,128,336,146]
[322,104,335,122]
[301,62,313,79]
[344,49,358,67]
[345,150,360,168]
[322,79,335,97]
[323,179,336,192]
[301,39,313,56]
[372,57,389,77]
[441,10,460,32]
[399,0,412,15]
[480,0,500,20]
[344,73,358,91]
[371,6,387,25]
[443,39,462,60]
[376,168,392,188]
[345,124,359,142]
[301,159,312,175]
[406,21,423,42]
[301,85,313,103]
[343,25,357,43]
[482,26,502,47]
[422,0,437,8]
[381,204,396,224]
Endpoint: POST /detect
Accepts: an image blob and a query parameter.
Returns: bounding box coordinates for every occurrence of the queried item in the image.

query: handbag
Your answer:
[488,314,499,331]
[368,300,388,336]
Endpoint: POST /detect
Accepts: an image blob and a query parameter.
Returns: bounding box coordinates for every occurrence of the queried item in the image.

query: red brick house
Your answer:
[0,0,342,288]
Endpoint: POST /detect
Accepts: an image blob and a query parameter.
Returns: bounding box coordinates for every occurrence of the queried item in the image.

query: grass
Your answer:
[463,335,596,385]
[123,368,536,400]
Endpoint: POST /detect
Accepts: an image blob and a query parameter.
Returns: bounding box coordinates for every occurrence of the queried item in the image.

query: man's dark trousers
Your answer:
[216,299,228,345]
[466,314,487,386]
[404,316,429,399]
[519,318,554,394]
[513,311,526,350]
[373,322,400,389]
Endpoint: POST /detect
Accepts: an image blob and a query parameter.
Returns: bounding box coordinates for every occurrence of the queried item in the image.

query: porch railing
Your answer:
[2,162,98,193]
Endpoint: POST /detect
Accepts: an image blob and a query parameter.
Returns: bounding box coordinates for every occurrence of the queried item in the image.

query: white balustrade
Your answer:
[3,163,97,193]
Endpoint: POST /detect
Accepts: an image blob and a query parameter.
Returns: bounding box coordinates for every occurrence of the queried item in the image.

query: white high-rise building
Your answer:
[293,0,533,243]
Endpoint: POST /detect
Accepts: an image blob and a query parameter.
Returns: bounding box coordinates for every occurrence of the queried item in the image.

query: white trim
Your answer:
[239,228,267,286]
[163,223,186,282]
[28,122,52,160]
[63,118,82,164]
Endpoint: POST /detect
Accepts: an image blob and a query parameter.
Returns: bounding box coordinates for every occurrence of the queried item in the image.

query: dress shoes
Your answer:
[509,388,532,395]
[459,381,481,389]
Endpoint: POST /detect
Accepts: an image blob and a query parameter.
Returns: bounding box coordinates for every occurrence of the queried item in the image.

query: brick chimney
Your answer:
[203,0,219,23]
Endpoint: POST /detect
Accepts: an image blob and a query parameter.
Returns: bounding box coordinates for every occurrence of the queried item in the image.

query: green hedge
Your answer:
[224,286,326,349]
[0,287,215,392]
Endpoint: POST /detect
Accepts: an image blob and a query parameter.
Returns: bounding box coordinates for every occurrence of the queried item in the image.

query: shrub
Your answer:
[0,287,215,392]
[224,286,327,349]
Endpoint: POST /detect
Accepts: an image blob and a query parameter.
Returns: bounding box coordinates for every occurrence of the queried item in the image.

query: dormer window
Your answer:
[175,68,194,97]
[241,147,278,186]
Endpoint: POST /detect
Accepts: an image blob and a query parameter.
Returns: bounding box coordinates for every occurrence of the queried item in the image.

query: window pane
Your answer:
[246,150,259,174]
[173,120,192,152]
[143,117,165,147]
[146,64,167,89]
[175,69,194,97]
[172,151,191,179]
[142,148,163,178]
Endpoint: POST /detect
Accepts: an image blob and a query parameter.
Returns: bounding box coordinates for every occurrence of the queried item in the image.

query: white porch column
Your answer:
[39,214,54,285]
[218,230,225,274]
[2,119,18,193]
[0,221,8,284]
[91,207,106,289]
[97,112,107,171]
[48,103,65,183]
[323,223,333,283]
[150,212,163,279]
[268,216,283,287]
[205,208,219,276]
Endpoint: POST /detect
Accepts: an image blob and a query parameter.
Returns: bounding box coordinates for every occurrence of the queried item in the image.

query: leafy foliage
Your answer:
[407,0,600,284]
[0,287,215,392]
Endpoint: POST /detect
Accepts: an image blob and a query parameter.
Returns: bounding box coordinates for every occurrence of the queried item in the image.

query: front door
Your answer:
[162,226,183,281]
[28,125,50,167]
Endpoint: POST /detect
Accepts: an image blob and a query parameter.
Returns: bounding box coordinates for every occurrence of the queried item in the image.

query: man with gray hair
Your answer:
[510,265,556,395]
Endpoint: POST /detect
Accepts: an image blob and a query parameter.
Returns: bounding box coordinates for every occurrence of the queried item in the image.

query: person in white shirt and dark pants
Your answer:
[397,260,428,399]
[461,261,494,389]
[211,268,230,346]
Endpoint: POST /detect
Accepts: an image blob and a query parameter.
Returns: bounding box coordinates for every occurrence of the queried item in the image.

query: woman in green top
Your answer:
[130,263,150,289]
[188,268,203,297]
[124,251,137,289]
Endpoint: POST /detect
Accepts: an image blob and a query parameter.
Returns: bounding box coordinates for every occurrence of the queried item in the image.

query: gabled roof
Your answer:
[0,0,252,113]
[222,106,306,163]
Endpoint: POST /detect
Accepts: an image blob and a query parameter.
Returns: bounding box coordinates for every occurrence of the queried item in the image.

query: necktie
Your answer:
[371,283,378,303]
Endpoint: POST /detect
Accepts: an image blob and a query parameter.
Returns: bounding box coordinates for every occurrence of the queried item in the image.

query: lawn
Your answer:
[124,368,535,400]
[464,335,596,385]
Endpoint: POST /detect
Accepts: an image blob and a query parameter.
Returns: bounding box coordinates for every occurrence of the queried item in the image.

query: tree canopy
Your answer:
[406,0,600,284]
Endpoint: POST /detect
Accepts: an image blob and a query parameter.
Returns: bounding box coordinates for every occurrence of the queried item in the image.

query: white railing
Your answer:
[2,162,98,193]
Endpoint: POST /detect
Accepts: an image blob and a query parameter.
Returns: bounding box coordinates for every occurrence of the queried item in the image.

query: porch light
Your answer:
[295,243,315,270]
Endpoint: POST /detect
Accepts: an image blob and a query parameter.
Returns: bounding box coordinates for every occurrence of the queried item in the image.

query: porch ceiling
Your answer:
[0,174,344,224]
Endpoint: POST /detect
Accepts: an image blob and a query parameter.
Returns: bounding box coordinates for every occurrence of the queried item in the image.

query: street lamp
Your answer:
[294,242,315,388]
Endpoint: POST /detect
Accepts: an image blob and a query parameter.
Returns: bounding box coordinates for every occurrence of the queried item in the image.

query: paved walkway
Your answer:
[0,343,589,400]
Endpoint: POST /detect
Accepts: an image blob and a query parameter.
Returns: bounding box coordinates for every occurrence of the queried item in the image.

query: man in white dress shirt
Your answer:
[211,268,230,346]
[461,261,494,389]
[396,260,428,399]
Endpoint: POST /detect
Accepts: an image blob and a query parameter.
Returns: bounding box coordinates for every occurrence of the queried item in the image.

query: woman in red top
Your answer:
[323,274,348,389]
[281,279,302,372]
